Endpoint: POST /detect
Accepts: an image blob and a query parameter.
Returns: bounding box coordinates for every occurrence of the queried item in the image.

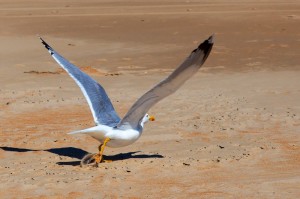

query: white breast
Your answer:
[73,125,143,148]
[106,128,141,148]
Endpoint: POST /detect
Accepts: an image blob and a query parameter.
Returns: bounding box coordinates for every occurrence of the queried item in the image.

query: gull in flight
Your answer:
[40,35,214,166]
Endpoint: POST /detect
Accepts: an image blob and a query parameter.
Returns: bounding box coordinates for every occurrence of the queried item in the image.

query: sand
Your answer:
[0,0,299,198]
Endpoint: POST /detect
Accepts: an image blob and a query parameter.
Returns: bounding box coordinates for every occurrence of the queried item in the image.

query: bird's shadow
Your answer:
[0,146,164,166]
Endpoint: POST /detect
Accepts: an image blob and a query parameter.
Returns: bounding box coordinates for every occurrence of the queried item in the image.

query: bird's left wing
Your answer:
[40,37,120,126]
[118,35,214,129]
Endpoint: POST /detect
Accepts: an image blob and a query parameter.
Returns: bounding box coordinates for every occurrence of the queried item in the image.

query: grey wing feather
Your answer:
[39,37,120,127]
[118,35,214,129]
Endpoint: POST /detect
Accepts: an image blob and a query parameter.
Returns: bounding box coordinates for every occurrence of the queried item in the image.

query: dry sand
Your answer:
[0,1,300,198]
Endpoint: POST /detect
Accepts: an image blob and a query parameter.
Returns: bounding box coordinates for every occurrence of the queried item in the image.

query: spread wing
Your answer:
[40,37,120,127]
[117,35,214,129]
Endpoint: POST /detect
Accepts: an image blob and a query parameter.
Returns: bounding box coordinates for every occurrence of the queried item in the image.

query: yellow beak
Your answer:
[149,115,155,121]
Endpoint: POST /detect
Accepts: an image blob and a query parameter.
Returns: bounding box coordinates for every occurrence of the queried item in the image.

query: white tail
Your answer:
[68,126,101,135]
[67,126,106,142]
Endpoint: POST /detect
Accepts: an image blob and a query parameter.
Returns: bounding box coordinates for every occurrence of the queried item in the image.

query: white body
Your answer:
[69,125,142,148]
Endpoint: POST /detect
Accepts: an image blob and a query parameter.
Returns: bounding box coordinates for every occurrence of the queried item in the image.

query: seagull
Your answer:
[40,35,214,166]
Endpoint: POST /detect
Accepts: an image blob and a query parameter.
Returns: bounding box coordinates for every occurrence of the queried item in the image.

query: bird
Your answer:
[39,35,214,166]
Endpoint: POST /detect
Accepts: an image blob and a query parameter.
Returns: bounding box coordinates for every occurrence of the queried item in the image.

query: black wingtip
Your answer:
[192,34,214,54]
[38,36,54,54]
[189,34,214,64]
[201,34,214,49]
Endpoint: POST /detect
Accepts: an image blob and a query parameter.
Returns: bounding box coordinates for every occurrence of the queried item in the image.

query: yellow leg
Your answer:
[93,137,111,164]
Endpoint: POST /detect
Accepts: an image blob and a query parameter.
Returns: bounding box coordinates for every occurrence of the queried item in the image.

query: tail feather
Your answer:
[67,126,100,134]
[67,126,105,142]
[68,130,85,135]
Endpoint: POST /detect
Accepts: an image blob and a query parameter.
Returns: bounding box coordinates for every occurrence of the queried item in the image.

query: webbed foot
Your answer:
[80,137,111,167]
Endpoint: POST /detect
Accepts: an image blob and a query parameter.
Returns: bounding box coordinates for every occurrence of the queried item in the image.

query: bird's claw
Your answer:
[81,138,112,167]
[93,153,103,164]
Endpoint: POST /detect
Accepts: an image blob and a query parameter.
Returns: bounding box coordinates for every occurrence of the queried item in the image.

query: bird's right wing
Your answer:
[40,37,120,127]
[118,35,214,129]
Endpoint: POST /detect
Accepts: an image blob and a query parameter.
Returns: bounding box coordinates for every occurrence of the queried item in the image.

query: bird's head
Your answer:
[141,113,155,127]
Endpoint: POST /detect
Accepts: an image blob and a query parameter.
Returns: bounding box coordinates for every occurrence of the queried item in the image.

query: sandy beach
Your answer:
[0,1,299,198]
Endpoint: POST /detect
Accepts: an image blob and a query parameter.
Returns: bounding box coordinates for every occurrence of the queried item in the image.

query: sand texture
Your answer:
[0,1,299,198]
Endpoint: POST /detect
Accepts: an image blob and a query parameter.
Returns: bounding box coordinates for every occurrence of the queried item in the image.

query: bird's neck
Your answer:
[140,120,147,128]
